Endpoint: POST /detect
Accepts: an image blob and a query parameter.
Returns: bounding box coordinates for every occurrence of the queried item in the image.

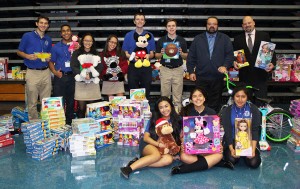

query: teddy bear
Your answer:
[155,118,180,155]
[103,56,124,81]
[74,54,101,84]
[129,32,152,68]
[68,35,79,55]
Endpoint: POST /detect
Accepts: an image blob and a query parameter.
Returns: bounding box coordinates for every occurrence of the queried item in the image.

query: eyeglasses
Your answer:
[109,41,117,45]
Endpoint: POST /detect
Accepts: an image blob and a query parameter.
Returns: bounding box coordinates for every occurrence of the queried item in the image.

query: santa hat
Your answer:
[156,118,168,128]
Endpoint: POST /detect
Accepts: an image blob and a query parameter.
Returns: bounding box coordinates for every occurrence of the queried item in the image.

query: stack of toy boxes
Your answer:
[288,99,300,153]
[291,54,300,82]
[109,96,127,140]
[21,120,52,156]
[273,54,295,82]
[50,125,72,151]
[0,57,8,79]
[0,115,15,147]
[117,103,143,146]
[31,135,61,161]
[41,97,66,129]
[69,134,96,157]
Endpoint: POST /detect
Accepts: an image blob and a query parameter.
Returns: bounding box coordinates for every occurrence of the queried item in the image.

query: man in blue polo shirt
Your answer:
[17,16,52,120]
[122,12,155,99]
[49,24,79,125]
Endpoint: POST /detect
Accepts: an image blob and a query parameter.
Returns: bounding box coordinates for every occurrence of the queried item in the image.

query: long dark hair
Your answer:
[148,96,182,145]
[180,87,207,116]
[102,34,126,59]
[78,33,98,55]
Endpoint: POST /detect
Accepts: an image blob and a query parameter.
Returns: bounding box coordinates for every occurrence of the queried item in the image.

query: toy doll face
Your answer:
[158,100,172,120]
[262,44,269,53]
[36,18,49,33]
[61,25,72,42]
[239,122,248,131]
[234,90,248,108]
[134,15,145,28]
[83,35,93,50]
[191,90,205,107]
[108,37,118,51]
[242,16,255,33]
[166,21,177,36]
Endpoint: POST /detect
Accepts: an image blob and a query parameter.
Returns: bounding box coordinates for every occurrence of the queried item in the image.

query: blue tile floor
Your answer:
[0,135,299,189]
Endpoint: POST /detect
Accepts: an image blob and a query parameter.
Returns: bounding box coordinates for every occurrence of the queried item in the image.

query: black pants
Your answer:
[196,77,224,112]
[224,146,261,168]
[127,64,152,99]
[53,75,75,125]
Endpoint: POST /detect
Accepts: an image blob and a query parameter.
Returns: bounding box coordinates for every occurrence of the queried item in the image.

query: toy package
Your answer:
[34,52,51,62]
[94,130,114,150]
[0,57,8,79]
[255,41,276,70]
[234,49,249,68]
[11,66,22,80]
[163,42,180,59]
[118,117,143,133]
[42,97,63,110]
[118,104,141,119]
[109,96,126,117]
[183,116,221,154]
[291,54,300,82]
[273,54,295,82]
[117,132,140,146]
[235,118,252,156]
[72,118,101,137]
[86,101,111,118]
[130,88,146,101]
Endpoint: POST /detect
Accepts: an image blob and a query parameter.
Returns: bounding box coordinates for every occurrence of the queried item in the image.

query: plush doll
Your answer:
[129,32,152,68]
[155,118,180,155]
[151,61,161,81]
[68,35,79,55]
[75,54,101,84]
[103,56,124,81]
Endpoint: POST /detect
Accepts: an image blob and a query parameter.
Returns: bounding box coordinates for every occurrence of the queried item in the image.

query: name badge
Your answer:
[165,59,170,63]
[65,61,70,67]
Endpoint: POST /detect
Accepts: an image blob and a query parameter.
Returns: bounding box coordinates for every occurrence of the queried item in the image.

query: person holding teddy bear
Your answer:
[70,33,103,118]
[120,96,181,179]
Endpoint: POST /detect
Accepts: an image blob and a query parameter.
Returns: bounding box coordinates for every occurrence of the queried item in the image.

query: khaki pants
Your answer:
[25,68,52,120]
[160,65,184,111]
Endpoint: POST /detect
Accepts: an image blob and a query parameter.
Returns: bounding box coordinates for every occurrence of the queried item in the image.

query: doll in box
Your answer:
[235,119,250,149]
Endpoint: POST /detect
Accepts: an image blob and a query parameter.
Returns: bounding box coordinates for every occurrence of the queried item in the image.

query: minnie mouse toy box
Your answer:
[183,116,221,154]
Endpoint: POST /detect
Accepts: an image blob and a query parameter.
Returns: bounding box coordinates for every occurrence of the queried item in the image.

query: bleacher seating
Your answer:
[0,0,299,68]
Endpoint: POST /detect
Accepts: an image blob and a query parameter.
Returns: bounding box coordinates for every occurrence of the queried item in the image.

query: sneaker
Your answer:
[120,167,131,179]
[126,157,139,167]
[171,166,181,175]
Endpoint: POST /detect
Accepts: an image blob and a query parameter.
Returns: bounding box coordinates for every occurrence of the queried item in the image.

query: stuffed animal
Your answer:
[129,32,152,68]
[103,56,124,81]
[151,61,161,81]
[68,35,79,55]
[75,54,101,84]
[155,118,180,155]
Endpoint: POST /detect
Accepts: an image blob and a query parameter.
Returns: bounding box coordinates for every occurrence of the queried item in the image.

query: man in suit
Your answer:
[233,16,275,101]
[187,16,234,112]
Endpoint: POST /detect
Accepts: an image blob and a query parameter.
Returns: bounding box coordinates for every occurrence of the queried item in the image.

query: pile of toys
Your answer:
[273,54,300,82]
[0,115,14,148]
[287,99,300,153]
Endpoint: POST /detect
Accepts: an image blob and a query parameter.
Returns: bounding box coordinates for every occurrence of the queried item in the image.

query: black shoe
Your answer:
[120,167,132,179]
[171,166,181,175]
[126,157,139,167]
[224,161,234,170]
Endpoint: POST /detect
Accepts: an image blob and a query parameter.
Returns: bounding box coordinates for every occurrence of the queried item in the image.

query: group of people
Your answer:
[120,85,262,179]
[17,13,273,178]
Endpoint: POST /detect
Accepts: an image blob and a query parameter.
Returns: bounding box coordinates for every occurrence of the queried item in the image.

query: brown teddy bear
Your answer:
[155,118,180,155]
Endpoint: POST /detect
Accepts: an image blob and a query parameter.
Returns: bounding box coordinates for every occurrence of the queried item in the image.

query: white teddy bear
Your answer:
[75,54,101,84]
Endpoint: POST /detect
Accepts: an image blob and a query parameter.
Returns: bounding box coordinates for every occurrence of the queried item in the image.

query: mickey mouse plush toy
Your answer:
[129,32,152,68]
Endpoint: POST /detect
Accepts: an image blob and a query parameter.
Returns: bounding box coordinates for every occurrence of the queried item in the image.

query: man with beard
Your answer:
[187,16,234,112]
[233,16,275,102]
[49,24,79,125]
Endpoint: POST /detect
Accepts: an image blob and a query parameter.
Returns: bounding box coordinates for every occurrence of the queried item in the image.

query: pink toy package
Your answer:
[183,116,221,154]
